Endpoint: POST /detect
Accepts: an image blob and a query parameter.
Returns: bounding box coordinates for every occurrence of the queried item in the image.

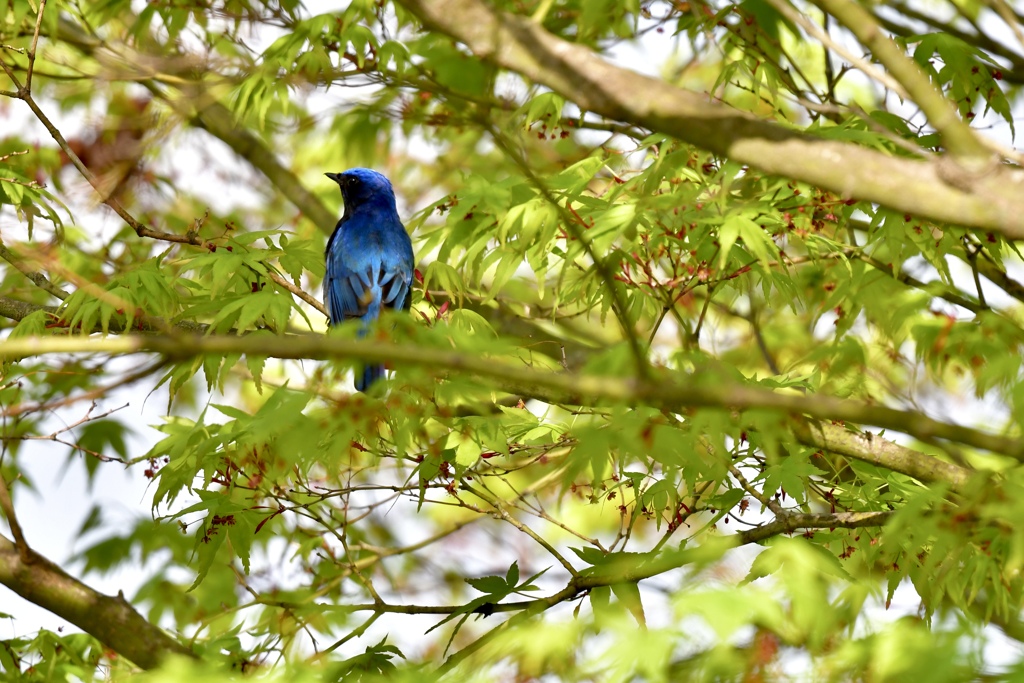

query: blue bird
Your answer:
[323,168,415,392]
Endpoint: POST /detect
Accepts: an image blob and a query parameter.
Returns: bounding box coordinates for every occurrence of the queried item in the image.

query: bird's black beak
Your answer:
[325,172,342,183]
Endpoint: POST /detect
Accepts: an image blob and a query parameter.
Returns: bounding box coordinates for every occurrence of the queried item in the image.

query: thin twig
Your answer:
[811,0,988,161]
[319,612,381,656]
[0,150,34,164]
[0,474,30,562]
[484,122,650,380]
[462,480,579,578]
[268,271,325,315]
[24,0,47,92]
[767,0,908,98]
[15,403,129,464]
[730,464,784,515]
[0,242,69,300]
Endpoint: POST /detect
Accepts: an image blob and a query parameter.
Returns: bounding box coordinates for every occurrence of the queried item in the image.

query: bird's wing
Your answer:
[325,246,412,323]
[325,209,414,324]
[324,251,369,322]
[381,225,415,312]
[379,263,412,312]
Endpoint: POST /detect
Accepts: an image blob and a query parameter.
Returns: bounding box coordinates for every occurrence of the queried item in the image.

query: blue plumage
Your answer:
[323,168,414,392]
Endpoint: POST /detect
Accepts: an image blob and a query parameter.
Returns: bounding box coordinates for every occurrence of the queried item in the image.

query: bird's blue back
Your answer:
[323,168,414,391]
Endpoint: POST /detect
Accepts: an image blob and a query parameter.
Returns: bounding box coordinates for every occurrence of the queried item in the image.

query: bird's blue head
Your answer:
[325,168,397,214]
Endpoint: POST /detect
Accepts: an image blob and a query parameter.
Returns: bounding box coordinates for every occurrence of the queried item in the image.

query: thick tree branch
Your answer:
[0,535,193,668]
[0,295,990,488]
[0,289,599,368]
[0,332,1015,465]
[395,0,1024,238]
[793,421,973,492]
[810,0,988,160]
[0,295,56,323]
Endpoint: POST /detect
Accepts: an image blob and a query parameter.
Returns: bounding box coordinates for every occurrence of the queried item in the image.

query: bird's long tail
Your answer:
[355,294,385,392]
[355,363,386,392]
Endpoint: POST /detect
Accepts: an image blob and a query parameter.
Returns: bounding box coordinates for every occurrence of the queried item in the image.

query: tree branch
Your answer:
[0,533,194,669]
[0,332,1015,465]
[810,0,988,160]
[974,255,1024,305]
[0,242,69,301]
[734,509,893,544]
[766,0,909,97]
[0,476,30,562]
[316,509,892,618]
[395,0,1024,238]
[792,420,973,492]
[22,0,46,93]
[876,3,1024,85]
[0,295,56,322]
[44,17,337,234]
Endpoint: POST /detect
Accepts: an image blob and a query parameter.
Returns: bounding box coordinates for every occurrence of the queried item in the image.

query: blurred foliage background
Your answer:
[3,0,1024,680]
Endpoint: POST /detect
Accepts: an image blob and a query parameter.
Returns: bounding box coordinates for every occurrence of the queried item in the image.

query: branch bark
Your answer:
[793,421,973,492]
[0,534,194,669]
[0,243,69,301]
[809,0,988,160]
[284,510,893,617]
[395,0,1024,238]
[0,332,1013,469]
[0,295,55,324]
